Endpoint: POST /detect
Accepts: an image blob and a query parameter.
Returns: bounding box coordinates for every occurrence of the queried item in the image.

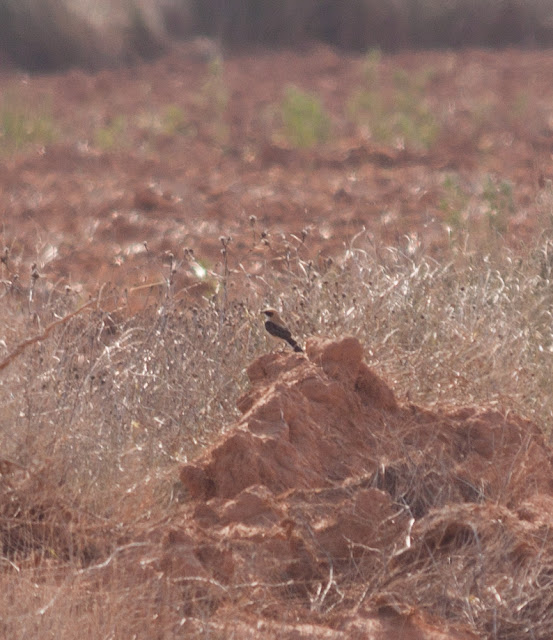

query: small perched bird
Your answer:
[262,308,303,352]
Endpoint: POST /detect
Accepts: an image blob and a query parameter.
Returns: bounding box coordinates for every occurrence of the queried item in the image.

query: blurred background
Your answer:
[2,0,553,72]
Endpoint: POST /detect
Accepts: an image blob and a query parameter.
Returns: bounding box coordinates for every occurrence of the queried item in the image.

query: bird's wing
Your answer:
[265,320,293,341]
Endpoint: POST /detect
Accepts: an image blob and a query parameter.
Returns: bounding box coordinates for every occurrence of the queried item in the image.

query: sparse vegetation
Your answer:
[440,173,471,233]
[348,51,440,150]
[440,174,517,241]
[2,228,553,636]
[0,96,56,152]
[280,85,331,148]
[135,104,194,145]
[161,103,189,136]
[201,55,229,144]
[94,114,127,150]
[482,175,515,234]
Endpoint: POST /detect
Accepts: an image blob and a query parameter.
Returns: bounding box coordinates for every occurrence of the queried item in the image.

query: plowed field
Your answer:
[2,44,553,298]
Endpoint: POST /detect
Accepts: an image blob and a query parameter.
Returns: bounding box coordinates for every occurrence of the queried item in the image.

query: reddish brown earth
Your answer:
[4,45,553,637]
[6,336,553,637]
[166,337,553,637]
[2,44,553,300]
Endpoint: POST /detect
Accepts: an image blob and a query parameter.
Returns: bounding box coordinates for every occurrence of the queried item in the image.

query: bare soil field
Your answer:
[2,44,553,296]
[3,45,553,639]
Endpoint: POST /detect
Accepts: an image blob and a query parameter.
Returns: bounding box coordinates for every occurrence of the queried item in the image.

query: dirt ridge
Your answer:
[167,337,553,637]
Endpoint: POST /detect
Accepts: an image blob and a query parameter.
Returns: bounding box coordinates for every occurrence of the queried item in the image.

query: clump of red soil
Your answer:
[170,337,553,638]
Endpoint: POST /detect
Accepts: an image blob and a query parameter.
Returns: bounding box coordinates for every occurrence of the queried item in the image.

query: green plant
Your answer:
[348,58,440,150]
[201,55,229,143]
[94,114,127,150]
[482,176,515,234]
[439,173,471,232]
[361,48,382,85]
[0,97,56,152]
[161,104,189,135]
[134,105,194,145]
[280,85,331,148]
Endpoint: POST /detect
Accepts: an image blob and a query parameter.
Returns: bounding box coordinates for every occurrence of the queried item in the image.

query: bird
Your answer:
[262,308,303,352]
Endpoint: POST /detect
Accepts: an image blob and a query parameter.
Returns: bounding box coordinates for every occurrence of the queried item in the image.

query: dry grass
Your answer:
[380,503,553,640]
[2,221,553,636]
[248,225,553,429]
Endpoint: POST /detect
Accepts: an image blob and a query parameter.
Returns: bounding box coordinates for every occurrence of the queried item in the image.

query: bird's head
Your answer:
[262,308,277,319]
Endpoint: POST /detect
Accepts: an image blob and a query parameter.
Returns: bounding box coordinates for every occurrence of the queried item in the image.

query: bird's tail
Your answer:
[284,335,303,352]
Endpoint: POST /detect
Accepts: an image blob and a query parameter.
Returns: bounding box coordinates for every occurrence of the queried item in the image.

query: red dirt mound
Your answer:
[169,337,553,637]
